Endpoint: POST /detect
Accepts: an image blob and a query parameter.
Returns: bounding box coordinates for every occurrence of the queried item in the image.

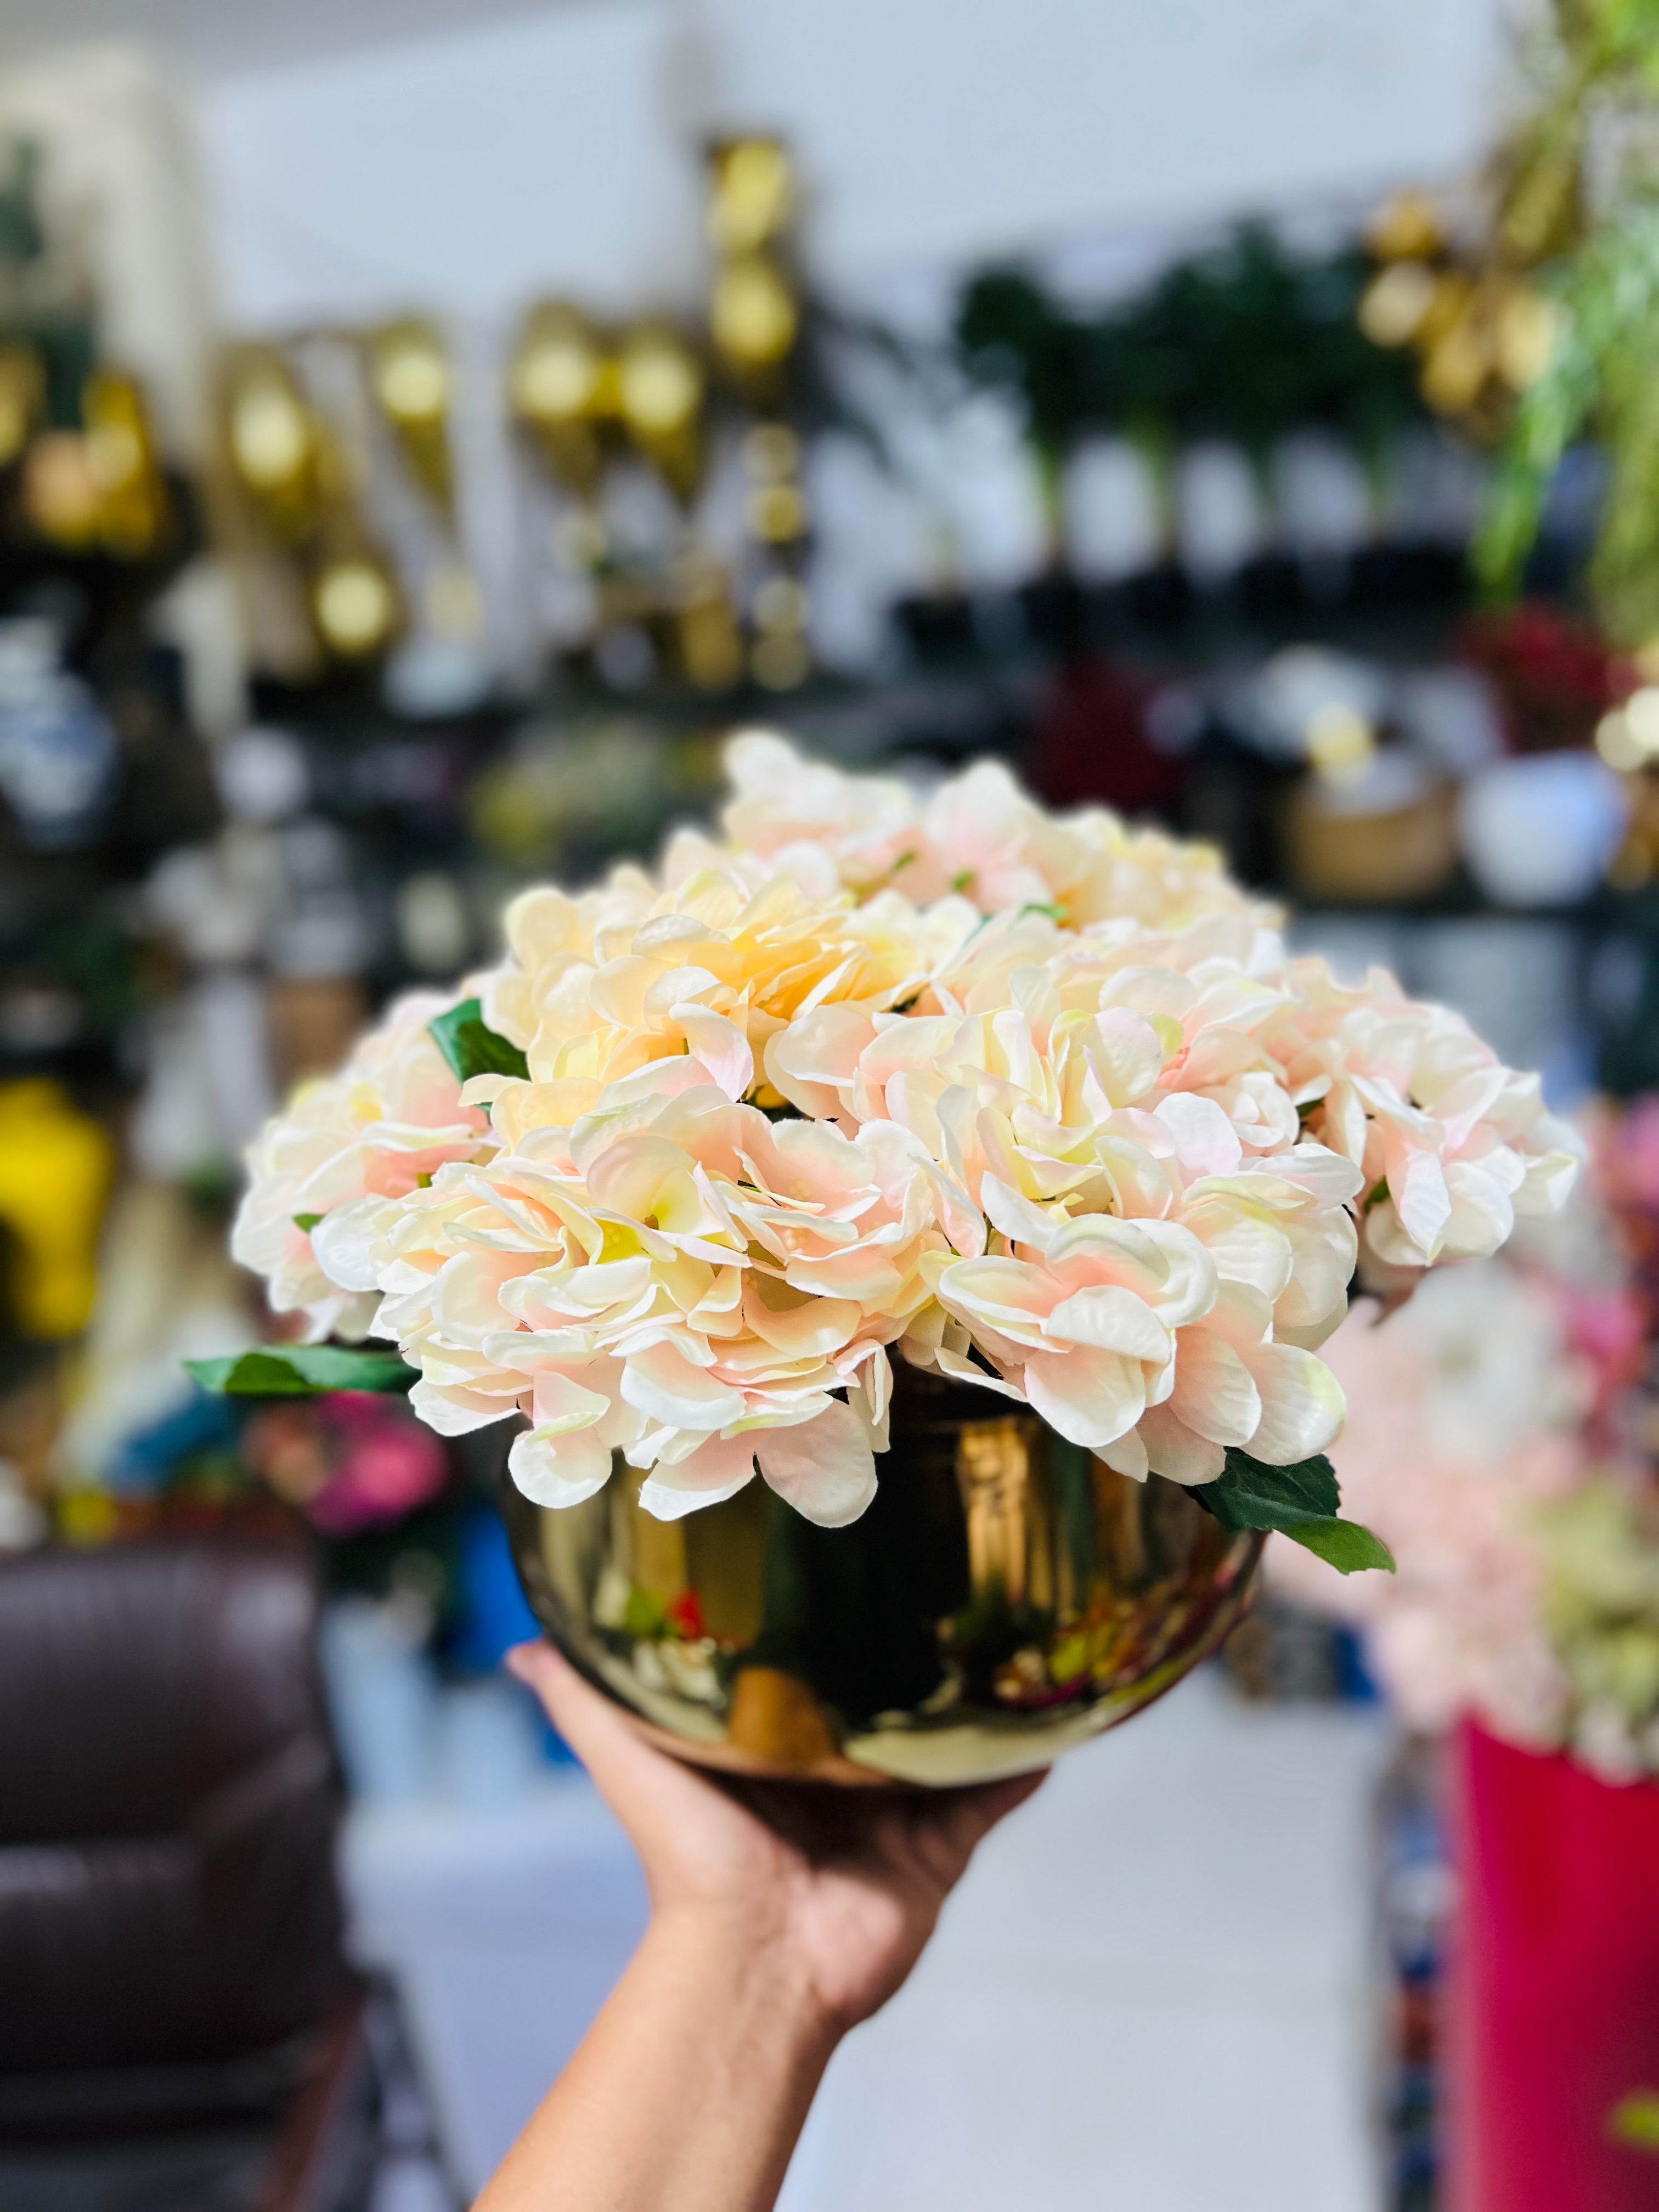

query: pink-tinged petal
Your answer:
[528,1367,612,1431]
[408,1379,520,1435]
[1386,1144,1452,1261]
[1514,1140,1583,1217]
[933,1344,1030,1400]
[1137,1403,1226,1486]
[1023,1345,1145,1450]
[1083,1009,1165,1107]
[1441,1158,1517,1260]
[1242,1342,1345,1464]
[1043,1284,1172,1364]
[743,1284,862,1358]
[508,1421,614,1508]
[620,1339,747,1430]
[1170,1329,1261,1447]
[676,1006,754,1103]
[638,1432,758,1520]
[311,1195,398,1293]
[980,1173,1062,1256]
[1154,1092,1243,1178]
[755,1401,878,1526]
[1098,1426,1149,1481]
[938,1256,1058,1348]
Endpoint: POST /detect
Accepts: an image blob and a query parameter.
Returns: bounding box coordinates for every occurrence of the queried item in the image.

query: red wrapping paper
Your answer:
[1448,1719,1659,2210]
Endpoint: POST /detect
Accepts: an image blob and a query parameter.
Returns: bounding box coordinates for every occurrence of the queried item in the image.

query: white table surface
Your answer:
[342,1668,1389,2210]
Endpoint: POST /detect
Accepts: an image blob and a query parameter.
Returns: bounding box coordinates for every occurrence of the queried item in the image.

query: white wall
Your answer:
[199,0,1507,332]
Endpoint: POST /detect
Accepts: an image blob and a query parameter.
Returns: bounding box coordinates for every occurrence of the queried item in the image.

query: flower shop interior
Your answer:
[3,2,1659,2208]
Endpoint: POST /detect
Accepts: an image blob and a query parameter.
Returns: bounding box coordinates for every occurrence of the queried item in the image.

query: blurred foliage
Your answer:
[1475,0,1659,643]
[955,223,1426,486]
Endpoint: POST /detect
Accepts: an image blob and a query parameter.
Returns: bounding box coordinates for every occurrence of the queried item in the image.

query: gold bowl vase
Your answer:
[501,1365,1263,1787]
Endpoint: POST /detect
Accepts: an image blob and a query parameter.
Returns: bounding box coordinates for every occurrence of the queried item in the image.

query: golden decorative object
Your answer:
[1357,260,1439,349]
[708,137,795,255]
[1366,190,1444,265]
[510,300,611,495]
[225,347,321,544]
[369,317,453,514]
[20,433,101,549]
[311,551,400,660]
[712,254,799,388]
[82,370,169,557]
[502,1365,1262,1787]
[617,319,706,500]
[0,345,43,470]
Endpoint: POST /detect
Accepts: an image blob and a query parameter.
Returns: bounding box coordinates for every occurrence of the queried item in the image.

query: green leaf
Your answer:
[292,1212,323,1233]
[185,1345,417,1396]
[1282,1517,1397,1576]
[1188,1449,1392,1573]
[428,997,529,1085]
[1190,1448,1341,1533]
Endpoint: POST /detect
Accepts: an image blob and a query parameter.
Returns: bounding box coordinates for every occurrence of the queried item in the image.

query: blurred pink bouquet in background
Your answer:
[1272,1099,1659,1777]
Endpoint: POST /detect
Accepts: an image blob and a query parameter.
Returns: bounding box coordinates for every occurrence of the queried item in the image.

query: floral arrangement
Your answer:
[215,734,1580,1570]
[1271,1099,1659,1778]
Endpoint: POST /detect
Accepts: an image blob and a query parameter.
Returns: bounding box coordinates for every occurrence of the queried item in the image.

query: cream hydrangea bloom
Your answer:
[316,1079,973,1526]
[700,729,1271,930]
[230,988,492,1341]
[228,738,1583,1530]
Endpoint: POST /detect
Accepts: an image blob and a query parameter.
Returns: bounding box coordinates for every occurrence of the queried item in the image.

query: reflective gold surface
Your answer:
[502,1365,1262,1788]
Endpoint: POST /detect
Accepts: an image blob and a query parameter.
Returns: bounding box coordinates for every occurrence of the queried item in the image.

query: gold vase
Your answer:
[501,1364,1262,1787]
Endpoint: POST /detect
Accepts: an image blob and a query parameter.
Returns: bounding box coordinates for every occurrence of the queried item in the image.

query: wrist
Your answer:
[646,1903,843,2067]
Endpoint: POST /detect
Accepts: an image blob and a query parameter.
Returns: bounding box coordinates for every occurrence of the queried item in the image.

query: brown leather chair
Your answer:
[0,1536,376,2212]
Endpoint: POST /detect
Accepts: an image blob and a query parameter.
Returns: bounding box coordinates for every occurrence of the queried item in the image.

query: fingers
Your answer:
[505,1640,704,1836]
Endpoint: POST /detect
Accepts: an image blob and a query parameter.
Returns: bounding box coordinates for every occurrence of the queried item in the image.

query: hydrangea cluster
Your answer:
[230,736,1581,1530]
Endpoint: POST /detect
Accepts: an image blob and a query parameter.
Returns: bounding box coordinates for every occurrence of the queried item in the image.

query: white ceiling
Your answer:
[0,0,601,82]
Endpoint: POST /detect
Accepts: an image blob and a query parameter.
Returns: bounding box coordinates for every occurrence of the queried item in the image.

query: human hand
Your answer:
[507,1640,1045,2038]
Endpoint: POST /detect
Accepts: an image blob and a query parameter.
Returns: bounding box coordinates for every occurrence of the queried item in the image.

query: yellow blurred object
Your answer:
[1367,190,1445,264]
[312,552,400,659]
[617,320,705,499]
[708,137,795,254]
[1496,287,1563,392]
[746,481,806,543]
[1306,703,1378,783]
[225,346,321,544]
[0,1080,115,1339]
[369,317,453,514]
[1421,303,1492,417]
[677,562,744,691]
[510,300,610,494]
[21,432,102,548]
[1358,260,1439,348]
[712,255,799,386]
[750,630,810,691]
[0,345,43,469]
[83,369,170,557]
[57,1486,119,1545]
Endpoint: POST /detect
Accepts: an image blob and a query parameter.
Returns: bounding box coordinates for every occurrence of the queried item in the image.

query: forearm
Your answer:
[473,1909,840,2212]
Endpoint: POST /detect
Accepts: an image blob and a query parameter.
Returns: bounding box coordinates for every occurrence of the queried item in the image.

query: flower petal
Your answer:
[755,1400,878,1526]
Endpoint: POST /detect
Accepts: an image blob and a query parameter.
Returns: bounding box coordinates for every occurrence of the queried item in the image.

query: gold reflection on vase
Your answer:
[502,1364,1262,1788]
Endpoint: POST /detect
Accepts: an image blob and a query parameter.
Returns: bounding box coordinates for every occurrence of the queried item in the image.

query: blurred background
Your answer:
[4,2,1659,2207]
